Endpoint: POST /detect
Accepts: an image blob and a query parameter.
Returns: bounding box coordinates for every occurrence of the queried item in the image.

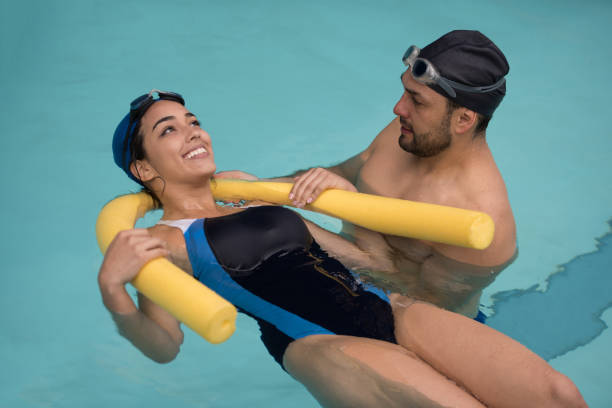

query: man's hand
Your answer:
[290,167,357,208]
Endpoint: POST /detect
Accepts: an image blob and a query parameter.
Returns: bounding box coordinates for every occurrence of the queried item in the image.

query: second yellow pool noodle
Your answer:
[211,180,495,250]
[95,192,237,344]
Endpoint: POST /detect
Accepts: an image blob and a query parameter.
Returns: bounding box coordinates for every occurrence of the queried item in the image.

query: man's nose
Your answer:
[393,92,410,118]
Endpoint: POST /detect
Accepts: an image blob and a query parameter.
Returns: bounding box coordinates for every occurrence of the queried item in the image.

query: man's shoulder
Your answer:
[432,174,517,268]
[461,153,512,215]
[366,117,405,159]
[399,152,516,267]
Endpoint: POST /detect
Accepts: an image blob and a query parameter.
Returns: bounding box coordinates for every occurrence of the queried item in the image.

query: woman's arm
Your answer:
[98,229,184,363]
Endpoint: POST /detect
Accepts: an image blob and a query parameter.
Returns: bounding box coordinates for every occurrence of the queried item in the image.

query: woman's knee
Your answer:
[283,334,407,374]
[283,335,484,408]
[548,372,587,408]
[282,335,381,408]
[283,335,353,378]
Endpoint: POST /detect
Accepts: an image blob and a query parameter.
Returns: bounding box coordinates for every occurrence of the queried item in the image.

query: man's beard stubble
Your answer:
[398,113,452,157]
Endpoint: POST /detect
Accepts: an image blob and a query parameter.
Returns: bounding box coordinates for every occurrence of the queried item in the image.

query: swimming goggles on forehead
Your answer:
[123,89,186,160]
[402,45,505,98]
[129,89,185,121]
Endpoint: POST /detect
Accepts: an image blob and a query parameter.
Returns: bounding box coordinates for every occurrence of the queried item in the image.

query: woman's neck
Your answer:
[155,179,231,220]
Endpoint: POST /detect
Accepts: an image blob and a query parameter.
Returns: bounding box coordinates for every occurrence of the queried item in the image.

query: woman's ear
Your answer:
[130,160,155,183]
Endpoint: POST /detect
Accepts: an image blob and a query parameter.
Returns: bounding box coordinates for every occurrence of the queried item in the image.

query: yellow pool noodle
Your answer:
[211,180,495,250]
[95,192,237,344]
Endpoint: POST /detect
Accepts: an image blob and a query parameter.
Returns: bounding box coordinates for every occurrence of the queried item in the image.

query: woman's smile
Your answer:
[183,145,209,160]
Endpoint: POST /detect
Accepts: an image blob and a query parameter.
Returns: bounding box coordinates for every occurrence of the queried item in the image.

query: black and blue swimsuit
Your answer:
[160,206,397,367]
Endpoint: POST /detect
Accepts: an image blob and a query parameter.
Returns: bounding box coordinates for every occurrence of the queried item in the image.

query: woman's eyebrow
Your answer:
[152,116,175,131]
[152,113,196,131]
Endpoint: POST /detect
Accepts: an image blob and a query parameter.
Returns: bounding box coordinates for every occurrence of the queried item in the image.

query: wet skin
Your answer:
[284,72,518,317]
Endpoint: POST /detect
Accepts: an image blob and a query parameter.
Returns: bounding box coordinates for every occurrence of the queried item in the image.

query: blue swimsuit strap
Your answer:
[183,219,334,339]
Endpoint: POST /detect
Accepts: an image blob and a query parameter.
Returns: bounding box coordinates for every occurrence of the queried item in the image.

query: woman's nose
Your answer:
[189,129,211,144]
[188,130,201,141]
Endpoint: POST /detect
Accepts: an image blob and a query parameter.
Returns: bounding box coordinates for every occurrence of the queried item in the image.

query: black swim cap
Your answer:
[419,30,509,117]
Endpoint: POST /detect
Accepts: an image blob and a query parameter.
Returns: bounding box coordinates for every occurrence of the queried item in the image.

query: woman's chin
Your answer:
[188,162,216,179]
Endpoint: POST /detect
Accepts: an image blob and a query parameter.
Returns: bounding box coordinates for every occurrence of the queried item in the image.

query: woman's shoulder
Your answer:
[148,225,187,255]
[147,224,192,274]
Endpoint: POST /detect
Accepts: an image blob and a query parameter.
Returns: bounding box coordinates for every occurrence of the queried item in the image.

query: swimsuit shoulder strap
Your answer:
[156,218,198,234]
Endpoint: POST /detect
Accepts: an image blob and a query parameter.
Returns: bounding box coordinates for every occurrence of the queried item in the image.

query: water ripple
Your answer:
[488,219,612,360]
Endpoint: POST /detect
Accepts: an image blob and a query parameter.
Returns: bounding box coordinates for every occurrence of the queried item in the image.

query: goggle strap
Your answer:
[436,79,457,98]
[443,76,506,94]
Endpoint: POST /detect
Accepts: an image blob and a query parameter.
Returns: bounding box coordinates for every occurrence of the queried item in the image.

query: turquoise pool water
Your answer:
[1,0,610,406]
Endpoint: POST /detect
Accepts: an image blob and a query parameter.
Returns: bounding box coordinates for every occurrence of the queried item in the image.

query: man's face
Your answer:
[394,72,452,157]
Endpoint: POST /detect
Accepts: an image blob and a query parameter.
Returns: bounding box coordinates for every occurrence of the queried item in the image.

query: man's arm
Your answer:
[414,252,501,313]
[215,150,369,184]
[302,218,396,273]
[288,118,401,205]
[287,142,380,207]
[214,150,371,206]
[215,118,394,206]
[326,151,369,185]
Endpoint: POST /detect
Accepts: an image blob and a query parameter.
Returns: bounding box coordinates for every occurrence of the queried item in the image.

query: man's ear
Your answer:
[454,107,478,135]
[130,159,155,183]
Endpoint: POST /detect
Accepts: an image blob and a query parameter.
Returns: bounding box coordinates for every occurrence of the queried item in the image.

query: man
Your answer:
[218,30,517,321]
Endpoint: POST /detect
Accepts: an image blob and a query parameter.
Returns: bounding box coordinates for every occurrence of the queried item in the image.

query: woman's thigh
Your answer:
[283,334,484,408]
[389,294,584,408]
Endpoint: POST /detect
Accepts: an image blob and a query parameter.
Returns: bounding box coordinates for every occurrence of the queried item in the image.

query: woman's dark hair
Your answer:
[129,121,164,209]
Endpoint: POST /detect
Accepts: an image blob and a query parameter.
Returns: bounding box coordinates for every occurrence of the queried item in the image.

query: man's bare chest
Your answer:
[353,153,452,265]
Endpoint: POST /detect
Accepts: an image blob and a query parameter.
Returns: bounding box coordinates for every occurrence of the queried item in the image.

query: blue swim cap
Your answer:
[112,90,186,185]
[112,112,142,185]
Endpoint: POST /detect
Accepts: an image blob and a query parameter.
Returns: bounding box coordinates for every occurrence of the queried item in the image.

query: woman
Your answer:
[99,90,586,408]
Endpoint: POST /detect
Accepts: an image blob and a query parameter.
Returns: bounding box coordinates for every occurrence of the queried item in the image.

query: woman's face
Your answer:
[135,100,215,185]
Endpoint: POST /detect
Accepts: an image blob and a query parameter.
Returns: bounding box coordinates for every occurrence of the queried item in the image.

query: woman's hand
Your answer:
[99,229,169,287]
[98,229,169,313]
[290,168,357,208]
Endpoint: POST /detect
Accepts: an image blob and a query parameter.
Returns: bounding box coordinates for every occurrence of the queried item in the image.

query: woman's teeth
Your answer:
[185,147,207,159]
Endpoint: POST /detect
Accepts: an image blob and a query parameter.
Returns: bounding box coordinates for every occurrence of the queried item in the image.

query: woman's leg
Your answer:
[390,294,587,408]
[283,334,486,408]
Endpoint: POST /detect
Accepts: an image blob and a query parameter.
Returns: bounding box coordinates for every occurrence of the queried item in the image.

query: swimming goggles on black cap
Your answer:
[123,89,185,160]
[402,45,506,99]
